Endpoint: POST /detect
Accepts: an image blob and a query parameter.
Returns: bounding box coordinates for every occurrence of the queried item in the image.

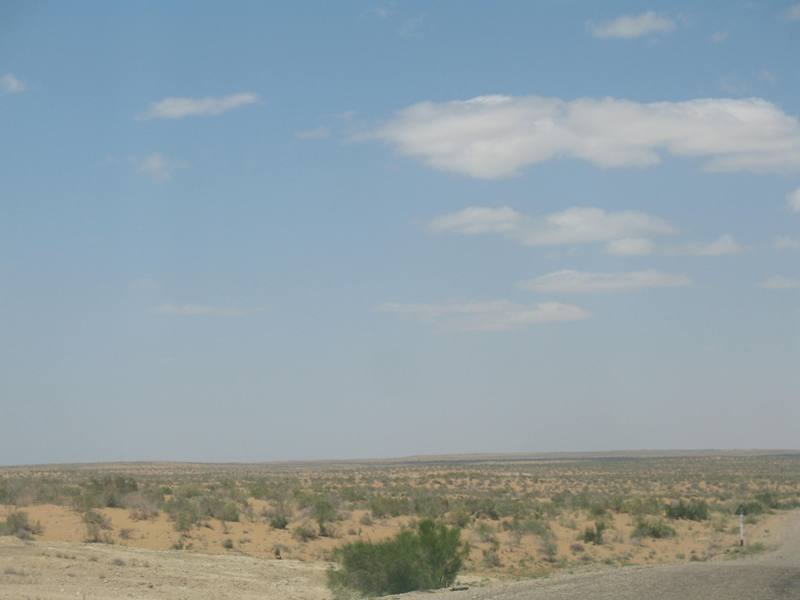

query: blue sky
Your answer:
[1,1,799,464]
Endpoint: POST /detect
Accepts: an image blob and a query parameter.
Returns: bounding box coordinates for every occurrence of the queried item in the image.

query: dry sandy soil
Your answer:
[400,510,800,600]
[0,536,330,600]
[1,511,798,600]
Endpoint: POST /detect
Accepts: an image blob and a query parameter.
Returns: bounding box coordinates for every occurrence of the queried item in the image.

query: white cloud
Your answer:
[758,69,777,84]
[710,31,729,43]
[787,187,800,212]
[669,234,745,256]
[397,14,425,38]
[137,153,186,183]
[589,12,676,39]
[0,73,26,94]
[294,126,330,140]
[154,304,260,317]
[787,3,800,21]
[377,300,589,331]
[428,206,676,247]
[759,275,800,289]
[521,270,691,293]
[606,237,656,256]
[140,92,258,120]
[774,236,800,250]
[368,3,396,19]
[372,94,800,179]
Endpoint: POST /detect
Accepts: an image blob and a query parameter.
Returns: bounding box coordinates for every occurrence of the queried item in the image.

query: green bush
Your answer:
[312,496,337,536]
[293,523,318,542]
[665,500,709,521]
[735,501,766,516]
[582,521,606,544]
[1,511,43,540]
[504,517,550,538]
[368,495,412,519]
[328,519,465,597]
[632,518,676,539]
[83,509,113,543]
[269,513,289,530]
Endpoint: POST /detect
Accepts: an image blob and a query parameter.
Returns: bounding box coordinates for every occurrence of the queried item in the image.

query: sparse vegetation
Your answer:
[665,499,709,521]
[1,511,43,540]
[633,518,676,539]
[582,520,606,545]
[0,452,798,576]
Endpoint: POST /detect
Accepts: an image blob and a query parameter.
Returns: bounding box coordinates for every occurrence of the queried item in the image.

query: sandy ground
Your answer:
[399,510,800,600]
[0,502,787,572]
[1,511,797,600]
[0,537,330,600]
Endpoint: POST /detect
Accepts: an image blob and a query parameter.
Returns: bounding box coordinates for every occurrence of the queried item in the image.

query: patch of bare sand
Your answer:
[0,536,330,600]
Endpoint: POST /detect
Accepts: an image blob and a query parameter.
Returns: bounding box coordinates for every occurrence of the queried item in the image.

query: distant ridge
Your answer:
[2,448,799,471]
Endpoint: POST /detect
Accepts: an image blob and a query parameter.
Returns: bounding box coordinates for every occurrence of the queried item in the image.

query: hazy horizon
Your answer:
[5,447,800,470]
[2,1,799,465]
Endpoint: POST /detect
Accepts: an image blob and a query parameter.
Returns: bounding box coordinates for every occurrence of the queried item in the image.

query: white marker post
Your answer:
[739,510,745,547]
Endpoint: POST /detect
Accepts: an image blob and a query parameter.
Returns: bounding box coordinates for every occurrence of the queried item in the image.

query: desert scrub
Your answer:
[73,475,139,511]
[632,518,676,539]
[504,516,550,539]
[482,540,502,568]
[665,499,709,521]
[328,519,465,597]
[293,523,318,542]
[368,495,412,518]
[582,520,606,544]
[1,511,43,540]
[268,511,290,530]
[83,509,113,543]
[311,496,338,537]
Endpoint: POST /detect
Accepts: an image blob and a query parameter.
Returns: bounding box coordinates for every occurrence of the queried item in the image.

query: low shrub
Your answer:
[293,523,318,542]
[269,513,289,530]
[665,500,709,521]
[582,521,606,545]
[1,511,43,540]
[328,519,465,596]
[632,518,676,539]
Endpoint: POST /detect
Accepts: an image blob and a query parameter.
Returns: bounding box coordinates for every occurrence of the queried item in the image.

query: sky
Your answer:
[1,1,799,465]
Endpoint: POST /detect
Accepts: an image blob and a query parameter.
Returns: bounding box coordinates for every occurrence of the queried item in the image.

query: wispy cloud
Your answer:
[154,304,263,317]
[520,270,691,294]
[367,2,396,19]
[606,235,744,257]
[428,206,676,247]
[786,3,800,21]
[377,300,589,331]
[140,92,258,120]
[137,153,186,183]
[0,73,26,94]
[397,14,425,38]
[589,12,676,39]
[667,234,744,256]
[372,95,800,179]
[759,275,800,289]
[710,31,729,43]
[294,126,330,140]
[774,236,800,250]
[787,187,800,212]
[606,238,656,256]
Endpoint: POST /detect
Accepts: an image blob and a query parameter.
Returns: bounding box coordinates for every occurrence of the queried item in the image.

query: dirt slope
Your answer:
[0,537,330,600]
